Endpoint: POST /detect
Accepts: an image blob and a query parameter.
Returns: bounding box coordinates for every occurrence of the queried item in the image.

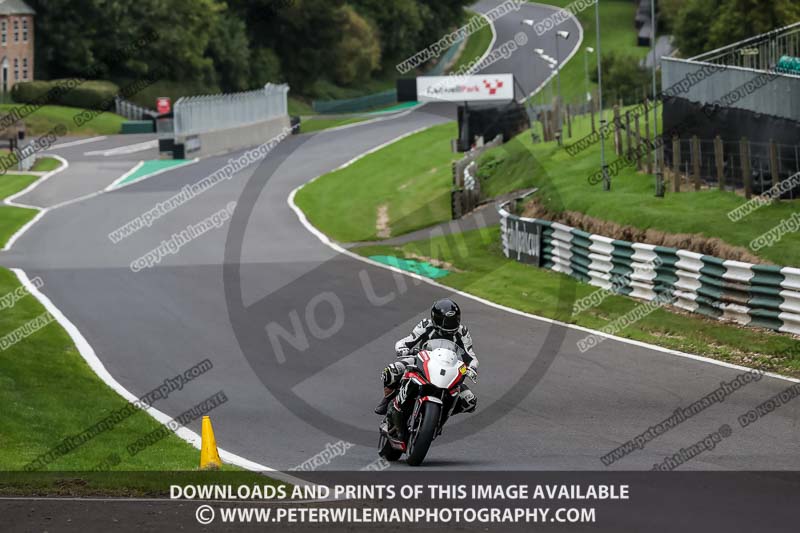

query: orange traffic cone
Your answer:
[200,416,222,470]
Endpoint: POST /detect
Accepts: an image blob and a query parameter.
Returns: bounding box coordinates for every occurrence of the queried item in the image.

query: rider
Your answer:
[374,298,479,416]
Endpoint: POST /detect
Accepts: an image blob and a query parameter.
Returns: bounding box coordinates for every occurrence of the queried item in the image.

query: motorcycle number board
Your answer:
[416,74,514,103]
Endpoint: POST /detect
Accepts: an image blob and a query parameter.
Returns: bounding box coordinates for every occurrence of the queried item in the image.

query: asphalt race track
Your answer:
[1,0,798,473]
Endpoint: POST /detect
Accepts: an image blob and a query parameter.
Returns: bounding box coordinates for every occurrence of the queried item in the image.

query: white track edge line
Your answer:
[51,136,107,150]
[5,154,69,205]
[3,155,305,482]
[10,268,309,485]
[287,135,799,386]
[2,155,70,250]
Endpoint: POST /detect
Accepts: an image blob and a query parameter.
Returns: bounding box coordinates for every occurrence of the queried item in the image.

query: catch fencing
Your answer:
[173,83,289,136]
[114,97,155,120]
[662,22,800,123]
[498,194,800,336]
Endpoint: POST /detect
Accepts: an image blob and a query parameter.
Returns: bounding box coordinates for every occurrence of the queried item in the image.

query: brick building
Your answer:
[0,0,33,93]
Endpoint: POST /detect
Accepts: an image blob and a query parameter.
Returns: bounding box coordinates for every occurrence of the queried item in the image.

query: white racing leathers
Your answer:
[383,318,478,414]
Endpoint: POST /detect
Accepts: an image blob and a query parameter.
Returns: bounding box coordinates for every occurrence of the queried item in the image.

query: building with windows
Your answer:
[0,0,33,93]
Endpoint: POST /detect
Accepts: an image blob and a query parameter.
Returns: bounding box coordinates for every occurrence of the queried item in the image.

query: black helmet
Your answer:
[431,298,461,333]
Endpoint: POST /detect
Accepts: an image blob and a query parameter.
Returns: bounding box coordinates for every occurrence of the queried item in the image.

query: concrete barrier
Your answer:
[174,115,291,160]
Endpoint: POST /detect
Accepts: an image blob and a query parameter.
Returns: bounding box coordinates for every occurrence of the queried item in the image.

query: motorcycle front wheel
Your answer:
[406,401,441,466]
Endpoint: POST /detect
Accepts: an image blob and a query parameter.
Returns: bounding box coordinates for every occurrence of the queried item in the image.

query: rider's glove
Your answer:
[465,366,478,383]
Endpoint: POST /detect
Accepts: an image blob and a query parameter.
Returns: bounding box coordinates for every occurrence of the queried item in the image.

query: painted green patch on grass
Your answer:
[369,255,449,279]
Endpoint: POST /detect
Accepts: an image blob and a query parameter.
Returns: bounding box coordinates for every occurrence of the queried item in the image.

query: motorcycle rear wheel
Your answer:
[406,401,441,466]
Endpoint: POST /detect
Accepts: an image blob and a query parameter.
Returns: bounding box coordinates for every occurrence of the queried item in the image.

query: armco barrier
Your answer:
[498,195,800,335]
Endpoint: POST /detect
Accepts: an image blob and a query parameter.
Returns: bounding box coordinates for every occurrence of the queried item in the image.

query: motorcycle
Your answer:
[378,338,477,466]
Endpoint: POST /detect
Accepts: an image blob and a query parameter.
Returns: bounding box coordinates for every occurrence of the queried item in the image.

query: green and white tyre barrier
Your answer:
[498,198,800,336]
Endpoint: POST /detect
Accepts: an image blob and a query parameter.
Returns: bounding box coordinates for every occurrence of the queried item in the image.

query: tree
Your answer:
[672,0,723,58]
[207,11,252,92]
[29,0,221,84]
[708,0,800,51]
[330,5,381,85]
[249,48,283,87]
[590,52,650,103]
[673,0,800,59]
[348,0,424,67]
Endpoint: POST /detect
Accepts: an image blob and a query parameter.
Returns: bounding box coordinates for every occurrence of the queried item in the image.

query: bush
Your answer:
[60,81,119,110]
[12,79,120,110]
[10,81,52,103]
[112,79,221,109]
[590,52,651,104]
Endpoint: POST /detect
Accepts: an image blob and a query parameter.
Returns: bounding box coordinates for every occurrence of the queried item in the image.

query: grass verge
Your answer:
[447,10,495,74]
[0,173,43,247]
[295,121,548,242]
[529,0,648,104]
[479,112,800,266]
[353,228,800,377]
[300,116,369,134]
[0,161,254,493]
[295,122,461,242]
[30,157,62,172]
[0,104,125,136]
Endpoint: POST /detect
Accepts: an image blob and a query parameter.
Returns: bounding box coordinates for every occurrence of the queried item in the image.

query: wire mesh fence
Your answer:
[173,83,289,136]
[690,21,800,71]
[662,136,800,197]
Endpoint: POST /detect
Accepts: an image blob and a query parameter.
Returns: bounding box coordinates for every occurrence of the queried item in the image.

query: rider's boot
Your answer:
[387,400,407,442]
[374,387,396,415]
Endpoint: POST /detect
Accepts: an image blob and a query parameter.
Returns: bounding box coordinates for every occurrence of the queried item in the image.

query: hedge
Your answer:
[12,79,120,110]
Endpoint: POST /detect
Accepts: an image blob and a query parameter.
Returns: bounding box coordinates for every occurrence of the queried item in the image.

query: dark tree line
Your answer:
[28,0,472,95]
[662,0,800,58]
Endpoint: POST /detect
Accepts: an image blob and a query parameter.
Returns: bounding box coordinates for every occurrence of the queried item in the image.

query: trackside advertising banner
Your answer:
[417,74,515,102]
[500,209,542,266]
